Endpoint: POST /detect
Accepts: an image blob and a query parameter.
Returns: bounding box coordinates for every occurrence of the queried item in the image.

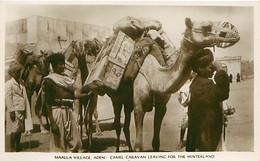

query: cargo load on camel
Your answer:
[84,16,179,94]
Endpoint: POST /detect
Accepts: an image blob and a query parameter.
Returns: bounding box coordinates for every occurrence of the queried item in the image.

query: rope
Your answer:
[183,36,193,44]
[134,56,152,89]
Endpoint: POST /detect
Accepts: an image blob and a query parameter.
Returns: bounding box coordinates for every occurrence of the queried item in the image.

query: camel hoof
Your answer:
[153,148,159,152]
[79,148,89,153]
[95,131,103,136]
[176,141,186,150]
[134,146,143,152]
[24,131,32,136]
[40,129,49,134]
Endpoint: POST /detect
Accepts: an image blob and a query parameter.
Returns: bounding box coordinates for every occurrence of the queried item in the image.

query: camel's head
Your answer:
[72,39,103,58]
[84,39,102,57]
[184,18,240,48]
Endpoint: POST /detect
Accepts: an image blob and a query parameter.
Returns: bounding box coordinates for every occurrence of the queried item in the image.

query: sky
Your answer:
[3,3,254,60]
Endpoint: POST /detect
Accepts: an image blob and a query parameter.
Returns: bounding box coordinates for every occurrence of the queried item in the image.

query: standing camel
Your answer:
[71,39,104,149]
[133,18,240,151]
[79,18,240,152]
[76,38,135,152]
[22,47,76,134]
[16,49,50,133]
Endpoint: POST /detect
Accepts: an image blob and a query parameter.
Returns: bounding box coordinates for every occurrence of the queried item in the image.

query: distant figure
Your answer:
[229,74,233,83]
[236,73,241,83]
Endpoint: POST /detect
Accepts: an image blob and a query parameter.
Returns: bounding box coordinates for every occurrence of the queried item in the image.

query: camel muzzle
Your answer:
[213,21,240,48]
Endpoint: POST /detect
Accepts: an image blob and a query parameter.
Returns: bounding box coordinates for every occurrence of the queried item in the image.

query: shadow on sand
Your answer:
[21,140,40,149]
[82,121,170,153]
[30,124,50,133]
[92,121,123,132]
[82,137,127,152]
[81,121,127,152]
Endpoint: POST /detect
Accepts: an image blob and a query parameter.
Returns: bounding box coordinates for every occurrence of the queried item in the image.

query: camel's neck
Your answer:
[139,39,196,94]
[77,54,89,85]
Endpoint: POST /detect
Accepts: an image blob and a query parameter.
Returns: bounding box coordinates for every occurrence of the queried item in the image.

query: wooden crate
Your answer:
[84,31,134,92]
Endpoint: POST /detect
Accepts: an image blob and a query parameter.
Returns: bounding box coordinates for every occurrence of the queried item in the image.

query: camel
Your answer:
[87,17,239,152]
[133,18,240,151]
[77,18,240,152]
[16,40,102,146]
[10,49,51,134]
[19,46,78,134]
[6,48,53,134]
[76,37,135,151]
[69,39,104,149]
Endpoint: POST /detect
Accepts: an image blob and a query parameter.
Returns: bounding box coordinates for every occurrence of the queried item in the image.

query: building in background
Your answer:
[5,15,113,81]
[215,56,241,81]
[5,15,112,59]
[241,60,254,79]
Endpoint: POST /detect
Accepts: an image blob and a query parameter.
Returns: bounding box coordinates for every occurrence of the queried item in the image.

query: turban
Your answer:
[8,61,23,77]
[49,52,65,67]
[191,49,214,73]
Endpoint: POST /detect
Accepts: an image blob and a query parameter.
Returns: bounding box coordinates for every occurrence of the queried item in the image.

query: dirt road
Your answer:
[5,78,254,152]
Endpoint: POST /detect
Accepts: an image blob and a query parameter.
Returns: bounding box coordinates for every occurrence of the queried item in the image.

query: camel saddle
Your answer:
[83,31,134,93]
[84,31,178,93]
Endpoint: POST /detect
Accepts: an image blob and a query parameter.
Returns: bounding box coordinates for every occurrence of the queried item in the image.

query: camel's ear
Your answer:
[40,50,45,55]
[185,18,192,29]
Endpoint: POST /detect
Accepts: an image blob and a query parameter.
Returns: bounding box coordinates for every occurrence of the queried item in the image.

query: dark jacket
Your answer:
[186,70,229,151]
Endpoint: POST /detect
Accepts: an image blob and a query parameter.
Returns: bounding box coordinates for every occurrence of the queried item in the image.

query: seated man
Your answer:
[43,53,91,152]
[186,49,230,152]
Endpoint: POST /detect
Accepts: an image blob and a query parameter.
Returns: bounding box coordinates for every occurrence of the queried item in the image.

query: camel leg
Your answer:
[88,106,94,148]
[79,104,83,144]
[152,95,169,151]
[84,93,101,149]
[92,94,102,136]
[134,104,145,152]
[84,107,90,148]
[45,115,50,130]
[39,116,49,134]
[85,102,94,149]
[112,100,123,152]
[94,108,102,135]
[152,105,167,151]
[123,103,134,152]
[133,79,150,152]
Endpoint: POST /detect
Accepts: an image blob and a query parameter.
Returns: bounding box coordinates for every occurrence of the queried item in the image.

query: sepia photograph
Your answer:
[0,1,259,161]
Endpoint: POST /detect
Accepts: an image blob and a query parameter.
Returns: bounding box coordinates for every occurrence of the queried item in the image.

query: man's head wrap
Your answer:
[191,49,214,73]
[8,61,23,77]
[49,52,65,67]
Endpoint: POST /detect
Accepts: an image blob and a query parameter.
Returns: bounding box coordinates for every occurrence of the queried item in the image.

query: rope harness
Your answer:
[183,28,217,52]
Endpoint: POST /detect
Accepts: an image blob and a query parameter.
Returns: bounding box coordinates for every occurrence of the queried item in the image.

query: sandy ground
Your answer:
[5,78,254,152]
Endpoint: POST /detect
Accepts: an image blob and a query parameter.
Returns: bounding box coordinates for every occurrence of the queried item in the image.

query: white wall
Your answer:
[6,15,112,57]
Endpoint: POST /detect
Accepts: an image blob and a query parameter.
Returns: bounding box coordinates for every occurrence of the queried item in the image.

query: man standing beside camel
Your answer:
[186,49,230,151]
[5,61,30,152]
[42,53,92,152]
